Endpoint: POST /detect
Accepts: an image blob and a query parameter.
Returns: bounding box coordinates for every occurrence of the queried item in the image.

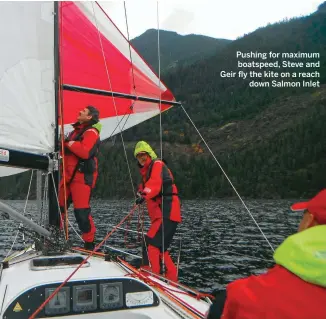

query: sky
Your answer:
[99,0,325,40]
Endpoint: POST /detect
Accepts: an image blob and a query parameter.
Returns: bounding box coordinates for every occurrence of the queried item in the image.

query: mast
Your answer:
[48,1,60,228]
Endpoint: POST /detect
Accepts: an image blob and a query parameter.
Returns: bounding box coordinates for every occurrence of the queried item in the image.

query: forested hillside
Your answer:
[1,3,325,200]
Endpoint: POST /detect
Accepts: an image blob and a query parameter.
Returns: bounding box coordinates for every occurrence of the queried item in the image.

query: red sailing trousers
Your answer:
[58,179,96,243]
[143,218,178,282]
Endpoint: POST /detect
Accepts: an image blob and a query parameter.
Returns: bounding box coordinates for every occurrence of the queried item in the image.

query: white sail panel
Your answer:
[0,2,55,156]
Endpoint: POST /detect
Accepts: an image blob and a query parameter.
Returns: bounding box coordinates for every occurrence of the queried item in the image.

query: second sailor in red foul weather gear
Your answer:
[134,141,181,282]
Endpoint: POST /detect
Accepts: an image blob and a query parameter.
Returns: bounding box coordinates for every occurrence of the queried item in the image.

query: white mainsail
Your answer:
[0,2,55,177]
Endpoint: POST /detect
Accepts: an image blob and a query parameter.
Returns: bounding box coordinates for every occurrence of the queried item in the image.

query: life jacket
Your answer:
[144,159,181,222]
[221,225,326,319]
[66,123,101,186]
[145,159,178,197]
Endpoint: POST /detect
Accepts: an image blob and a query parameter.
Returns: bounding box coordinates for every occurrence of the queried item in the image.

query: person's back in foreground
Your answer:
[206,189,326,319]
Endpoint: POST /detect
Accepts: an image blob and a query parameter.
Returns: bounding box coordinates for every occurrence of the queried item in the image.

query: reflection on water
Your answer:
[0,199,300,292]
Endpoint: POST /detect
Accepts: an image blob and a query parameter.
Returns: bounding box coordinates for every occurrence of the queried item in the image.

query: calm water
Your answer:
[0,199,301,293]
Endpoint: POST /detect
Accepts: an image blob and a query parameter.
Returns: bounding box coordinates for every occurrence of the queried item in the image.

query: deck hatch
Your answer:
[30,255,89,270]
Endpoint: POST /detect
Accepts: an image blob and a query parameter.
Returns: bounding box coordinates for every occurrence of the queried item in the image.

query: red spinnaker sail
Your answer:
[60,1,175,139]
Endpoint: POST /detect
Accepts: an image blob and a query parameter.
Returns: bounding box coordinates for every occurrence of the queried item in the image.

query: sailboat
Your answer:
[0,2,212,318]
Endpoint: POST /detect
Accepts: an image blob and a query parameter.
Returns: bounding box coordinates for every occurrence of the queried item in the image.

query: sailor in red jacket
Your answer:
[134,141,182,282]
[59,106,102,250]
[206,189,326,319]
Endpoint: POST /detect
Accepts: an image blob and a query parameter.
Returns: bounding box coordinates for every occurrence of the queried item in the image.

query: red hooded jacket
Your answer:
[139,157,181,223]
[219,225,326,319]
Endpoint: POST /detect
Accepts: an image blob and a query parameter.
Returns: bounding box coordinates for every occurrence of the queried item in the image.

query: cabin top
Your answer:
[0,252,165,318]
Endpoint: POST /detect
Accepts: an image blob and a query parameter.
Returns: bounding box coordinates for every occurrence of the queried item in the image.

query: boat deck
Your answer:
[0,249,210,319]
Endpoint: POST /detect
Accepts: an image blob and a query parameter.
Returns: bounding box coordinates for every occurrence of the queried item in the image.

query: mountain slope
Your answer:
[120,5,326,199]
[131,29,231,73]
[124,6,326,142]
[1,5,326,200]
[162,8,326,129]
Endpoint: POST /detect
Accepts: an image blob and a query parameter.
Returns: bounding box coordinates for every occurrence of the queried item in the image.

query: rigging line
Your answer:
[40,174,49,234]
[156,0,166,269]
[59,86,69,240]
[0,284,8,316]
[49,172,82,242]
[3,217,39,261]
[108,102,134,138]
[177,238,182,278]
[4,229,20,260]
[102,196,140,249]
[180,104,275,252]
[50,172,68,241]
[21,169,34,244]
[60,81,135,141]
[58,2,69,240]
[123,2,137,93]
[59,107,69,240]
[23,169,34,216]
[92,2,136,199]
[222,249,274,263]
[40,176,48,249]
[139,205,150,268]
[106,223,141,234]
[59,67,69,240]
[40,173,48,227]
[119,258,206,319]
[137,206,144,243]
[68,220,83,242]
[104,244,141,259]
[124,210,140,248]
[106,222,181,240]
[156,2,163,161]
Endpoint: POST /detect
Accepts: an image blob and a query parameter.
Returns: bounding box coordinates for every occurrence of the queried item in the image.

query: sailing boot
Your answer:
[83,241,95,251]
[74,208,96,242]
[140,237,151,273]
[139,239,151,276]
[160,251,178,282]
[147,245,161,275]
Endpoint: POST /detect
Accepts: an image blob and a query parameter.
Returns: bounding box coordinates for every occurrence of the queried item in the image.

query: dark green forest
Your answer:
[0,3,325,200]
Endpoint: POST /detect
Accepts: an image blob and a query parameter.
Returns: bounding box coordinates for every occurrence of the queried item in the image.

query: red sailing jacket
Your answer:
[221,265,326,319]
[139,158,181,223]
[62,122,101,187]
[220,226,326,319]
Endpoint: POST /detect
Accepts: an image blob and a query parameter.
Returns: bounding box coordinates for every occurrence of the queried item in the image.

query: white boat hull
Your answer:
[0,248,210,319]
